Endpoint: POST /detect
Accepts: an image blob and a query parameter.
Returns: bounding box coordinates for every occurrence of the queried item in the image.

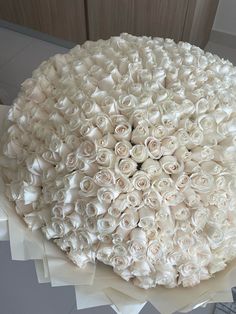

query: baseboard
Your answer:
[0,19,76,49]
[210,30,236,49]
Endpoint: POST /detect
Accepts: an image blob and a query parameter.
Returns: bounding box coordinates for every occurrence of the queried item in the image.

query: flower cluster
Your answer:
[2,33,236,289]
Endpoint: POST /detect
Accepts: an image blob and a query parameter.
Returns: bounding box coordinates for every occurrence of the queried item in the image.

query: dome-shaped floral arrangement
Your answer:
[2,33,236,289]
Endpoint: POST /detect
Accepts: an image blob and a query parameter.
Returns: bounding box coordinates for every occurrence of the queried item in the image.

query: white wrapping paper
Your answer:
[0,104,235,314]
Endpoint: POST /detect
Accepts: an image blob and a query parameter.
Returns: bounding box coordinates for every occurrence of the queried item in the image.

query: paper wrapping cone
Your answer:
[0,104,235,314]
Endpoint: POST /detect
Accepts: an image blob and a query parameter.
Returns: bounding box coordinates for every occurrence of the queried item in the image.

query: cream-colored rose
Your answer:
[190,171,214,193]
[82,99,101,118]
[79,176,98,196]
[114,121,132,141]
[131,122,150,144]
[130,144,148,163]
[79,120,102,140]
[97,215,118,234]
[145,137,162,159]
[151,125,167,140]
[26,155,51,175]
[77,140,96,159]
[161,136,178,155]
[95,134,117,149]
[100,96,118,115]
[116,175,133,193]
[160,156,183,174]
[138,205,155,229]
[117,158,137,177]
[114,140,132,158]
[171,203,190,220]
[141,158,162,178]
[132,171,150,191]
[97,187,119,205]
[94,169,116,186]
[163,189,184,206]
[143,189,161,210]
[119,209,139,230]
[96,148,116,167]
[95,114,114,134]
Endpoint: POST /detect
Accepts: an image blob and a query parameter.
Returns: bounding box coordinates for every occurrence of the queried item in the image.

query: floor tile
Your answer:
[205,41,236,65]
[0,81,19,105]
[0,27,32,67]
[0,38,68,88]
[0,241,75,314]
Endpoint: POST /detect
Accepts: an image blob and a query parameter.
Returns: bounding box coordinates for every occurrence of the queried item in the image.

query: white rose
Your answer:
[96,148,116,167]
[205,224,224,248]
[95,134,117,149]
[97,187,119,205]
[163,189,184,206]
[145,137,162,159]
[65,152,79,171]
[23,184,41,204]
[161,136,178,155]
[116,175,133,192]
[77,158,98,176]
[114,121,132,141]
[82,100,101,118]
[160,156,183,174]
[143,189,161,209]
[184,188,201,208]
[79,120,102,140]
[190,171,214,193]
[128,239,146,261]
[77,140,96,160]
[138,206,155,229]
[42,151,61,164]
[111,254,131,271]
[42,217,71,239]
[151,125,167,140]
[96,244,113,265]
[130,144,148,163]
[126,190,143,207]
[175,230,196,251]
[147,240,163,261]
[23,210,48,231]
[100,96,118,114]
[94,169,116,186]
[131,122,150,144]
[85,199,107,216]
[171,203,190,220]
[95,114,114,134]
[191,146,214,162]
[117,158,137,177]
[141,158,162,178]
[173,173,190,192]
[178,263,200,287]
[198,114,217,134]
[51,203,74,218]
[130,109,148,128]
[118,94,137,115]
[97,215,118,234]
[132,171,150,191]
[174,146,192,162]
[201,161,222,175]
[152,174,174,193]
[119,209,139,230]
[79,176,98,196]
[114,140,132,158]
[26,155,51,175]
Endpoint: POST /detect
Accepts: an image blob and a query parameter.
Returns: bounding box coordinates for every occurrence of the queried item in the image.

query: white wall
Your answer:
[213,0,236,35]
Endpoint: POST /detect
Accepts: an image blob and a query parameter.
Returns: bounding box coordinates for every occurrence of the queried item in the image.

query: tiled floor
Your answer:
[0,26,235,314]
